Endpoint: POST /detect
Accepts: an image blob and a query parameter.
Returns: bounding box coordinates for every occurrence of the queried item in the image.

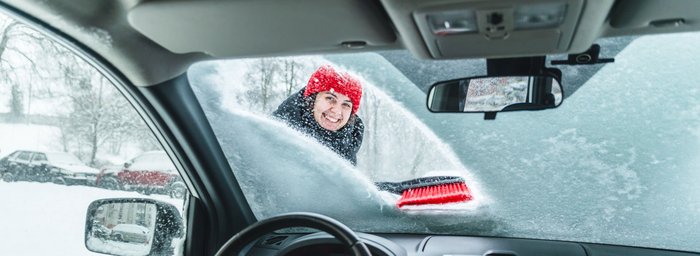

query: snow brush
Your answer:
[375,176,473,208]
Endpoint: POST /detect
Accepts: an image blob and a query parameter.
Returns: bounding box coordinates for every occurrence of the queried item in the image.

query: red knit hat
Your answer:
[303,65,362,114]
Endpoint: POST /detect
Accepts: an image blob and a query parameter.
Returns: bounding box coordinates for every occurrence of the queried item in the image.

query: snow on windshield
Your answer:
[418,33,700,252]
[189,56,484,184]
[191,32,700,252]
[189,55,492,231]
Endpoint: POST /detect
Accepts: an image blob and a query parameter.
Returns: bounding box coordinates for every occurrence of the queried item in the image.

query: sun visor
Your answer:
[380,0,614,59]
[128,0,397,57]
[606,0,700,36]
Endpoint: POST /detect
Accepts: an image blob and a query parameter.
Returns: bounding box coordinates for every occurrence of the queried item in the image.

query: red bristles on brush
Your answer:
[375,176,474,208]
[396,181,472,208]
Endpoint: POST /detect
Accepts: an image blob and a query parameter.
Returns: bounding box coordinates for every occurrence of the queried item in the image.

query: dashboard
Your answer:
[244,232,700,256]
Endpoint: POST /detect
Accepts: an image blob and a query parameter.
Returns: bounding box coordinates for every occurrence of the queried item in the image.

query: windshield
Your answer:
[188,32,700,252]
[45,152,84,165]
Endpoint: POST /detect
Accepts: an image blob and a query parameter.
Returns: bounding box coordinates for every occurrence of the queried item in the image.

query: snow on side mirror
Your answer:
[427,75,563,113]
[85,198,183,256]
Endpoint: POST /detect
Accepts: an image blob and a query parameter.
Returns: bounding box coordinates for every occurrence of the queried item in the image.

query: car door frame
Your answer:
[0,3,257,256]
[28,152,49,182]
[14,151,33,179]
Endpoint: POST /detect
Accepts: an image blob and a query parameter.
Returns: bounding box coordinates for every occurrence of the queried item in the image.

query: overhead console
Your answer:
[380,0,615,59]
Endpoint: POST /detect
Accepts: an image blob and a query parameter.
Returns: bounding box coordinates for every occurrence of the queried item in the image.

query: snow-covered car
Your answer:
[110,224,150,244]
[0,150,49,182]
[90,221,112,240]
[3,0,700,256]
[0,150,99,185]
[95,151,187,199]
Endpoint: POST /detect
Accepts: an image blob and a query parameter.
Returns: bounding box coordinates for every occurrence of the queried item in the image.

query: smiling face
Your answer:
[312,91,353,131]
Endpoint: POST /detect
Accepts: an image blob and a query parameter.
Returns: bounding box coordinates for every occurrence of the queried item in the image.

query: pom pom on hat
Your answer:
[303,65,362,114]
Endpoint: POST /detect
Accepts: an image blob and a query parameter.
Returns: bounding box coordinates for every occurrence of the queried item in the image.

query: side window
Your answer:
[16,152,31,162]
[31,153,47,163]
[6,151,20,160]
[0,13,187,255]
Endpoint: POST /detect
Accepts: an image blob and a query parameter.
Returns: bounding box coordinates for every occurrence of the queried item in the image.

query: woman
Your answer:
[272,65,364,165]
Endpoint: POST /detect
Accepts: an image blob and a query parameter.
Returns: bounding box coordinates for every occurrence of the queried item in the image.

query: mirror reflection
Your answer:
[86,202,157,256]
[464,77,529,112]
[428,75,563,113]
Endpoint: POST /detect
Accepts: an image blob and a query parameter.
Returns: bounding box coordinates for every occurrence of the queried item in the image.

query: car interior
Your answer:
[1,0,699,255]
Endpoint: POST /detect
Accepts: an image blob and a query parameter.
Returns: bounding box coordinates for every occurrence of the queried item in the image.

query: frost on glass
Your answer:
[440,33,700,251]
[189,55,493,232]
[188,56,481,181]
[191,32,700,252]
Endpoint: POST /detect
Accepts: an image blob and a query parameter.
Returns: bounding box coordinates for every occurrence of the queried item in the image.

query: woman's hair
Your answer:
[304,93,357,127]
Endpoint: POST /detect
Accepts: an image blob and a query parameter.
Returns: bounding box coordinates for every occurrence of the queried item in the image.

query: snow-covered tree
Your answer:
[282,59,304,96]
[1,19,27,119]
[57,58,145,166]
[1,16,61,119]
[239,58,310,113]
[241,58,282,113]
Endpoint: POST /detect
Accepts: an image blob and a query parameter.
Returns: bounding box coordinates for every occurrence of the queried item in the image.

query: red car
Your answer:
[95,151,186,199]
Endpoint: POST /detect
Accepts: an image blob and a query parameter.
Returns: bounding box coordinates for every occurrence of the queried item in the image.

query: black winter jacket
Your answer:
[272,89,364,165]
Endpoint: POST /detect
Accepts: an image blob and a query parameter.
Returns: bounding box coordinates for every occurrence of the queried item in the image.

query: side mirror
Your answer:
[427,75,563,115]
[85,198,183,256]
[123,161,132,168]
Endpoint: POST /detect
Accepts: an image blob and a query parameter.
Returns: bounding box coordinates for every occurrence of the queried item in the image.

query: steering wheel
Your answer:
[215,212,372,256]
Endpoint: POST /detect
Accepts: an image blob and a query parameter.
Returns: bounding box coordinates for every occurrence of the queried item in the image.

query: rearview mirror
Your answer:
[427,75,563,114]
[85,198,183,256]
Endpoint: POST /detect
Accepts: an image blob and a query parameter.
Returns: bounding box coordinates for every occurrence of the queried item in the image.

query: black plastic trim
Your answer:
[139,74,257,255]
[425,74,564,114]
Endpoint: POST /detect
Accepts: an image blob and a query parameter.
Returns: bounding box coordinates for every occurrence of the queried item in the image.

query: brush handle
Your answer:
[375,176,465,194]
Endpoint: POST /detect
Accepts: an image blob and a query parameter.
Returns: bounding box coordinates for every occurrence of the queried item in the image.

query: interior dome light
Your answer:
[427,10,477,36]
[514,2,567,30]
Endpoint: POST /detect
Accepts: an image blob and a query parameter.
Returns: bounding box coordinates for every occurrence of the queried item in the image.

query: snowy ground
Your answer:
[0,123,185,255]
[0,123,62,158]
[0,181,184,255]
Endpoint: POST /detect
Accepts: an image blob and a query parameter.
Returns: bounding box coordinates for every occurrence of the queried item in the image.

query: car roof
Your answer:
[7,149,73,155]
[2,0,699,87]
[113,224,148,231]
[138,151,167,156]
